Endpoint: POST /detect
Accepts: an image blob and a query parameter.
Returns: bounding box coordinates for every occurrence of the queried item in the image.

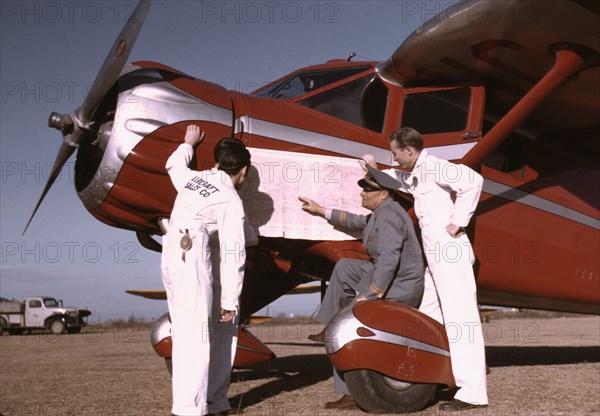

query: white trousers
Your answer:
[207,240,239,414]
[418,228,488,405]
[162,228,212,416]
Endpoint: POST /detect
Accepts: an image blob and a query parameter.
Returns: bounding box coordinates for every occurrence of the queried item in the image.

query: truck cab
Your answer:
[0,296,91,335]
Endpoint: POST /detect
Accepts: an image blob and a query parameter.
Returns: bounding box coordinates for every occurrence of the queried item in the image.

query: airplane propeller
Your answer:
[23,0,151,234]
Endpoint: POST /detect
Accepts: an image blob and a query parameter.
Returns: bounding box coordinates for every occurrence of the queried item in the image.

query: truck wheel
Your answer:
[0,318,6,335]
[345,369,436,413]
[49,319,66,335]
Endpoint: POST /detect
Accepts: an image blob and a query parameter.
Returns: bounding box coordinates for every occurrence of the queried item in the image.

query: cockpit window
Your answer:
[401,88,470,134]
[255,66,370,100]
[298,75,389,132]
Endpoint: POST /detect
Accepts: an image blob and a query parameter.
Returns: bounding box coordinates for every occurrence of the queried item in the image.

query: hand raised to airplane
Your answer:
[359,154,377,172]
[298,196,326,218]
[184,125,205,148]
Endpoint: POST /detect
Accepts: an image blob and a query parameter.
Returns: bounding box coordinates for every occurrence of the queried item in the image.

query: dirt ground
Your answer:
[1,313,599,416]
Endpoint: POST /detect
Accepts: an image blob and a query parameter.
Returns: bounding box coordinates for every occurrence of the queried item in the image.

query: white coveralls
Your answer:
[383,149,488,405]
[207,220,257,415]
[162,143,246,416]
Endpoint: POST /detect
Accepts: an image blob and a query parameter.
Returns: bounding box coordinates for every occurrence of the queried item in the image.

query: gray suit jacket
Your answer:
[330,198,424,306]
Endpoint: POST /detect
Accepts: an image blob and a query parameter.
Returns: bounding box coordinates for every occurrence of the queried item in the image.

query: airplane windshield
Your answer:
[299,75,389,133]
[255,66,370,100]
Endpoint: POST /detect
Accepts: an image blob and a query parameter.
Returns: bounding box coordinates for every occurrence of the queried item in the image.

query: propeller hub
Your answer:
[48,112,74,133]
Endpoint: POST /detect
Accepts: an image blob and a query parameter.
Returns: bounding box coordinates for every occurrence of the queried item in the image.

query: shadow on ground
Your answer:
[487,346,600,367]
[227,345,600,409]
[230,353,331,408]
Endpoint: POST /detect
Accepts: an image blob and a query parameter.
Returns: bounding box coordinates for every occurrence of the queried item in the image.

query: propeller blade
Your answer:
[79,0,151,123]
[26,1,151,234]
[23,142,76,234]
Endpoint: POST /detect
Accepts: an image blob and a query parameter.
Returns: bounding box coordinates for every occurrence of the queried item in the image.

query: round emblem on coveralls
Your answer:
[180,231,192,251]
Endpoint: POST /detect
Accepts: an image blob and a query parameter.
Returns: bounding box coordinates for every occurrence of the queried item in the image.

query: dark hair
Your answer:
[213,137,241,162]
[215,139,251,175]
[389,127,424,150]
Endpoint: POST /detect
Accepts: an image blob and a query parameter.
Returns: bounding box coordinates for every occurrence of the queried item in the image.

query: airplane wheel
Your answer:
[344,369,436,413]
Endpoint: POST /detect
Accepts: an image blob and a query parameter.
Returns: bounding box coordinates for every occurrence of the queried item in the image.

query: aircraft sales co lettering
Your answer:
[184,176,220,198]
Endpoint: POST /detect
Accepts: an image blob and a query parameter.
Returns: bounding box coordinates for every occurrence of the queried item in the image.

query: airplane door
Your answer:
[394,86,485,161]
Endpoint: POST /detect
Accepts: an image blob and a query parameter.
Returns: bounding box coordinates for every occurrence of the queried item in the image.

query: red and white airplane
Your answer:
[26,0,599,412]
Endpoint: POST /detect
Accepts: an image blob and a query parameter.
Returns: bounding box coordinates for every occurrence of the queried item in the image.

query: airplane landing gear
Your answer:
[345,369,436,413]
[326,301,455,413]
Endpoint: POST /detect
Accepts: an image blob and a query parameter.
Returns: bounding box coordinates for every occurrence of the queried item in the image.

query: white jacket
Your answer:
[384,149,483,230]
[166,143,246,310]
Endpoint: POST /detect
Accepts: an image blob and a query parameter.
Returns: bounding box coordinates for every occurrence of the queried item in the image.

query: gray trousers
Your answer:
[316,258,372,395]
[316,258,371,325]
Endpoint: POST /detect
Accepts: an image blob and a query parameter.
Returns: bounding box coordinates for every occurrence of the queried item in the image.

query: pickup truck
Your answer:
[0,296,91,335]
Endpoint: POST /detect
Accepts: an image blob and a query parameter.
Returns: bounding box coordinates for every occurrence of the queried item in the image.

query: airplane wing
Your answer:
[288,284,322,295]
[126,290,167,300]
[126,282,320,323]
[125,284,321,301]
[377,0,600,139]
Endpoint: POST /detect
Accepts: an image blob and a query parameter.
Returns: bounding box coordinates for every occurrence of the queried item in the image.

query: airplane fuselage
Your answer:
[74,58,599,316]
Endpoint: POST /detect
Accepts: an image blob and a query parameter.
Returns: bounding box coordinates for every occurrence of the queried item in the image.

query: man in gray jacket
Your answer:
[299,168,424,410]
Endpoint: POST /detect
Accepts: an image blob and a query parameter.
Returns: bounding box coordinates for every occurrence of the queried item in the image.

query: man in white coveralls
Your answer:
[162,125,251,416]
[362,127,488,411]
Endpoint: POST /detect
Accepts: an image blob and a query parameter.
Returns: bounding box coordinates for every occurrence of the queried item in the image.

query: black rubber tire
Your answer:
[345,369,436,413]
[0,318,6,335]
[49,319,66,335]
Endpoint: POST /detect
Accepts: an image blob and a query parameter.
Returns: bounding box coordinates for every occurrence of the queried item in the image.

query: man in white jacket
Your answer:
[162,125,250,416]
[362,127,487,411]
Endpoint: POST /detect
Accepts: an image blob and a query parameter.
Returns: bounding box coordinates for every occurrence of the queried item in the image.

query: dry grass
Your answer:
[1,315,598,415]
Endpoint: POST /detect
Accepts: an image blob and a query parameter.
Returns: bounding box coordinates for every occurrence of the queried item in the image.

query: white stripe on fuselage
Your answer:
[483,180,599,229]
[236,116,476,165]
[242,116,598,230]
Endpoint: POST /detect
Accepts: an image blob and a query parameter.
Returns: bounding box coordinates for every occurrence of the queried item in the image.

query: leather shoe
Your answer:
[325,395,358,409]
[308,329,325,343]
[439,399,487,411]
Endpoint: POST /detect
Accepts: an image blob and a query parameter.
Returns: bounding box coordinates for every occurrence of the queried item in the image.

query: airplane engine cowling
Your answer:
[150,312,173,358]
[326,300,456,388]
[150,312,276,368]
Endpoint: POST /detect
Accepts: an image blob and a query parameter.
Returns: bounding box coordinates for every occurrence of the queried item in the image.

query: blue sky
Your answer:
[1,1,454,321]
